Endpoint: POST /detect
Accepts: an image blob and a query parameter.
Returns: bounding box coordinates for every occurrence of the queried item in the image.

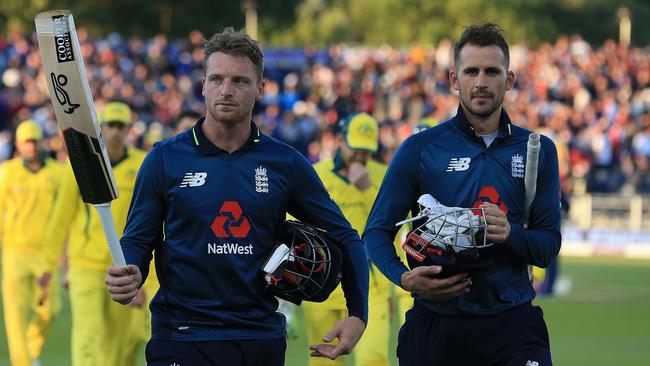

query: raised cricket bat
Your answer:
[35,10,126,266]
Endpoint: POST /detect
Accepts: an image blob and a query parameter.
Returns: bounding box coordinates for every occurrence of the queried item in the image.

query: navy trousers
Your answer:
[145,337,286,366]
[397,302,552,366]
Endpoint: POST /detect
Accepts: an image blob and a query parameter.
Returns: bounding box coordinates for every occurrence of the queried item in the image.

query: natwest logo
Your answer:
[472,186,508,214]
[211,201,251,238]
[208,243,253,255]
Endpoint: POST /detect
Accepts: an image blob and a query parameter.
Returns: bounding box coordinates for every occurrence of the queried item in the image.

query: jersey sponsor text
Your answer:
[207,242,254,255]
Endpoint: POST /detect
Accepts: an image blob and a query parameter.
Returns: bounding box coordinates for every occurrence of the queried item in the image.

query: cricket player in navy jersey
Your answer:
[105,28,368,366]
[363,23,561,366]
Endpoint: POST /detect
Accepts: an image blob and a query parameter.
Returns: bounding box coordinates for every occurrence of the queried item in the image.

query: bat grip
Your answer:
[94,203,127,267]
[524,133,541,226]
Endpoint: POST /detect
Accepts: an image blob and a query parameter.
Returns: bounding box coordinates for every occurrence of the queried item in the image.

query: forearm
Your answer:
[504,224,561,267]
[121,239,153,284]
[120,147,165,284]
[338,239,369,323]
[506,137,562,267]
[364,228,409,288]
[504,224,562,268]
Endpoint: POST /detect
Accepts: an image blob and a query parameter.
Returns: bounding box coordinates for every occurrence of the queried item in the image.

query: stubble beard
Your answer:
[106,136,125,151]
[461,93,503,119]
[207,105,248,127]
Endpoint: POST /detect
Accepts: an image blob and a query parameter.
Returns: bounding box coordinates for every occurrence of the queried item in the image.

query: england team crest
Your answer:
[511,154,524,178]
[255,166,269,193]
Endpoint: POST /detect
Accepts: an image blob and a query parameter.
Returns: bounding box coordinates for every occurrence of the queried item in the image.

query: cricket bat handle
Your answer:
[524,132,540,225]
[524,132,541,283]
[94,203,127,267]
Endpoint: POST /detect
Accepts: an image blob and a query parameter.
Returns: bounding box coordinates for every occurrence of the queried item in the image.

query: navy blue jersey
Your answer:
[364,107,561,316]
[121,119,368,341]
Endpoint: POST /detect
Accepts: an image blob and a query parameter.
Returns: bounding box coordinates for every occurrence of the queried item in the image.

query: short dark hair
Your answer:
[201,27,264,82]
[454,23,510,69]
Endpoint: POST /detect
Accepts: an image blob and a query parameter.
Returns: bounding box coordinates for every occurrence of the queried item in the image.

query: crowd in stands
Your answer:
[1,29,649,195]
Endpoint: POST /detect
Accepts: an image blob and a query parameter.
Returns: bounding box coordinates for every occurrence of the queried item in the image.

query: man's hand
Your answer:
[129,288,147,308]
[480,202,510,244]
[105,264,142,305]
[347,162,371,191]
[37,272,51,306]
[309,316,366,360]
[400,265,471,302]
[62,270,69,291]
[38,272,51,290]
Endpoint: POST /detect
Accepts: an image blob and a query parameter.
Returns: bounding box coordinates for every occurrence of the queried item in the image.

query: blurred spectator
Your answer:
[271,101,318,159]
[1,31,649,196]
[174,109,202,135]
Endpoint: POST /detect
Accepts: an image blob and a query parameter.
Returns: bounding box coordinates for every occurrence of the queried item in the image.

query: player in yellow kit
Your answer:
[305,113,392,366]
[0,120,63,366]
[394,227,414,326]
[38,102,156,366]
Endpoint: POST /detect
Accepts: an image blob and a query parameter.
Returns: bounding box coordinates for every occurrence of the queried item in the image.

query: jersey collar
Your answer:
[191,117,262,156]
[452,105,513,142]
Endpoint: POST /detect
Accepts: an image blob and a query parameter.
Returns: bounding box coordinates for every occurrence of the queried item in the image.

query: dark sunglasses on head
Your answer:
[105,121,128,130]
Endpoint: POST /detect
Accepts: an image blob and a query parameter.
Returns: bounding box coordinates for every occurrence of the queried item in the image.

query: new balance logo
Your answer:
[526,361,539,366]
[446,157,471,172]
[180,172,207,188]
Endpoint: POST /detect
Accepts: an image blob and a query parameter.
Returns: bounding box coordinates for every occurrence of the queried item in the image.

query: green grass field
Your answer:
[1,256,649,365]
[535,257,650,366]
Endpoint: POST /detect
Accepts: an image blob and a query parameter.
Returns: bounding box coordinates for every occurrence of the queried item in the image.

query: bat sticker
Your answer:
[52,15,75,63]
[50,72,80,114]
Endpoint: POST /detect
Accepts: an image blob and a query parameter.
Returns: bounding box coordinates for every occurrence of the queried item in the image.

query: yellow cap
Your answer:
[16,119,43,142]
[343,113,379,152]
[100,102,132,124]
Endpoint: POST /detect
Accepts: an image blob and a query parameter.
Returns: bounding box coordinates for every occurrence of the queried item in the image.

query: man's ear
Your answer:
[505,70,516,91]
[449,68,459,92]
[257,78,266,101]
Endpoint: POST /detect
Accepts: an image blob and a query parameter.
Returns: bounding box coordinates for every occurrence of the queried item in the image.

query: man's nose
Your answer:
[475,72,488,88]
[220,80,235,97]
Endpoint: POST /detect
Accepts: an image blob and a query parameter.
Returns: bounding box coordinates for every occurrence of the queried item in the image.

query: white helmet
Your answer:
[397,194,493,277]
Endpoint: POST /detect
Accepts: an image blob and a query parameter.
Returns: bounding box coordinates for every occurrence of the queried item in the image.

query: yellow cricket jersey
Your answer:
[532,266,546,284]
[0,156,64,251]
[395,223,413,300]
[42,147,146,272]
[311,158,392,309]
